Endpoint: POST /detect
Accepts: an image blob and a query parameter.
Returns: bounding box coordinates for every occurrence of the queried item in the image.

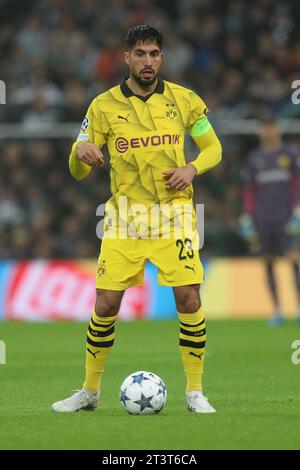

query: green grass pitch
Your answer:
[0,319,300,450]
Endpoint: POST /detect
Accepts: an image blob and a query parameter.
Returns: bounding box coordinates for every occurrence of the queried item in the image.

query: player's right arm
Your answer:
[69,100,106,180]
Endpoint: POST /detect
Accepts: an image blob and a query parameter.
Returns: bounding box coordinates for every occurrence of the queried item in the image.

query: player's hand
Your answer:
[76,142,104,167]
[286,206,300,236]
[162,164,197,190]
[238,213,257,242]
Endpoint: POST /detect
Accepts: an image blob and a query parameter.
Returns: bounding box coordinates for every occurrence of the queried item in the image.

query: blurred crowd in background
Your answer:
[1,0,300,258]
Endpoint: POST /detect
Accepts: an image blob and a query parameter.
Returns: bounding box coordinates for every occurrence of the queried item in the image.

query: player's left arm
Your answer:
[163,94,222,190]
[189,123,222,175]
[238,153,258,243]
[287,148,300,235]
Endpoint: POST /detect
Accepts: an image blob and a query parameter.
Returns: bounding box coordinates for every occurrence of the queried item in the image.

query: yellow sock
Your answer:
[178,307,206,393]
[83,309,116,393]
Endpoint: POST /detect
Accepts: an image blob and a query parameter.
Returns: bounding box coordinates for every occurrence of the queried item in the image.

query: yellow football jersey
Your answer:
[70,78,208,237]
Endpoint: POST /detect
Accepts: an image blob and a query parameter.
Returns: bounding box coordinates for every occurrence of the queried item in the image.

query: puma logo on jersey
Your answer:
[189,352,203,360]
[117,114,129,123]
[87,348,100,358]
[184,264,195,273]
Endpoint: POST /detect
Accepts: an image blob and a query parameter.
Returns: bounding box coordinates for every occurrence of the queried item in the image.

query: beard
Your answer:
[131,69,158,89]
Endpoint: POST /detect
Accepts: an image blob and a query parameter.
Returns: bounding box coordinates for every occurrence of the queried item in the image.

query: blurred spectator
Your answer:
[1,0,300,258]
[0,139,110,259]
[1,0,299,123]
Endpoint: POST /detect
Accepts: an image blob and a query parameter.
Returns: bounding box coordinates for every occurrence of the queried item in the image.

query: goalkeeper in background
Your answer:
[240,118,300,325]
[51,25,222,413]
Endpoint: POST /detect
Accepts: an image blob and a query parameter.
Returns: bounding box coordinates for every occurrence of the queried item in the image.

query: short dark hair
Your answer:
[125,25,162,50]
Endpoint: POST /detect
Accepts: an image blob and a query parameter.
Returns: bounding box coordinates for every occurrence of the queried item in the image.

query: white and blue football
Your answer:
[119,371,167,415]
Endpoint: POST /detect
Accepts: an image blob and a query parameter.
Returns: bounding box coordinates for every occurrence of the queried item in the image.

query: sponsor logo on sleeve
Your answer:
[77,133,89,141]
[81,116,89,132]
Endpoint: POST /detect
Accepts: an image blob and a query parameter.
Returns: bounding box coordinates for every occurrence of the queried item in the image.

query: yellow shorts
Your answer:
[96,234,204,290]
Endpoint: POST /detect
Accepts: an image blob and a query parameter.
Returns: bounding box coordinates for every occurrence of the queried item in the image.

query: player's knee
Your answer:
[94,289,123,317]
[174,285,201,313]
[177,295,201,313]
[94,299,119,318]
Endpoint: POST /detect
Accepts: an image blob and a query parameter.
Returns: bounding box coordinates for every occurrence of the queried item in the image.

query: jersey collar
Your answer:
[120,77,164,102]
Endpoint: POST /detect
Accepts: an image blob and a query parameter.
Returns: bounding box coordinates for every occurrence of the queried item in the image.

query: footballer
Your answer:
[52,25,222,413]
[241,118,300,325]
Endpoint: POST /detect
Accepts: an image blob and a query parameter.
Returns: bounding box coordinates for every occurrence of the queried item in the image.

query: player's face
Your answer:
[259,123,281,145]
[124,41,163,88]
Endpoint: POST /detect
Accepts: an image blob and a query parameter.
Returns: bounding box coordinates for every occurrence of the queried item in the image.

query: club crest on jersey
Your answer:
[277,155,291,168]
[165,103,178,119]
[81,116,89,131]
